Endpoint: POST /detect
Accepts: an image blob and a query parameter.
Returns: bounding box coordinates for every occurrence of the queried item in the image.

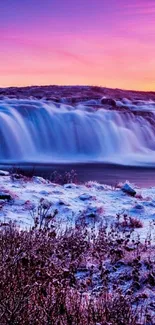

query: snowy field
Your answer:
[0,171,155,241]
[1,170,155,320]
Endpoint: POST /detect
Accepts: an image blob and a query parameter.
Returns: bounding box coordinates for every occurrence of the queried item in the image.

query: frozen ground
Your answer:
[0,172,155,242]
[1,171,155,320]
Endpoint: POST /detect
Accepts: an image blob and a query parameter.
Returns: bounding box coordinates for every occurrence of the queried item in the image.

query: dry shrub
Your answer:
[10,165,36,180]
[50,170,78,185]
[0,221,154,325]
[116,214,143,230]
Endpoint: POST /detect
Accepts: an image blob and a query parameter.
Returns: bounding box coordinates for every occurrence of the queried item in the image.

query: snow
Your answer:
[0,170,9,176]
[0,172,155,241]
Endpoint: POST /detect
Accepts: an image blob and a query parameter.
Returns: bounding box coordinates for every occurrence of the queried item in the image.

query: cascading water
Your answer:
[0,98,155,165]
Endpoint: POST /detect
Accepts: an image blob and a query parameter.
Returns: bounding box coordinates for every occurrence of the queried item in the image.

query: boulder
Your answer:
[32,176,47,184]
[0,170,9,176]
[79,193,93,201]
[134,204,144,210]
[64,184,77,189]
[121,183,136,196]
[39,190,49,196]
[0,192,12,201]
[101,97,116,107]
[58,199,70,206]
[85,206,99,217]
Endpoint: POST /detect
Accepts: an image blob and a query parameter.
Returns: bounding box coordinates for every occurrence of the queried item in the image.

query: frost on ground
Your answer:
[1,171,155,324]
[0,172,155,240]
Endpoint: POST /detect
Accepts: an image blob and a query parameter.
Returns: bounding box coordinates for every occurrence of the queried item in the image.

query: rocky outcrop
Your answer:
[101,97,116,107]
[121,183,136,196]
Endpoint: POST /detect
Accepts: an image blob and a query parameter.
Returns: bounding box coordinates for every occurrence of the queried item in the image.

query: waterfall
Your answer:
[0,98,155,166]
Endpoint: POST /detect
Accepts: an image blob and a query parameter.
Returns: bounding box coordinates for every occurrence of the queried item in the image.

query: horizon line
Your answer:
[0,84,155,94]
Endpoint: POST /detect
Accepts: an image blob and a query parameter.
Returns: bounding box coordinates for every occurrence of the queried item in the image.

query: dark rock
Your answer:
[58,199,70,206]
[101,97,116,107]
[121,183,136,196]
[79,193,93,201]
[64,184,77,189]
[0,193,12,201]
[39,190,49,196]
[134,204,144,210]
[86,207,98,218]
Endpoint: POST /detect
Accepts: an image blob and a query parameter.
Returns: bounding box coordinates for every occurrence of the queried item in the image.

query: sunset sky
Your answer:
[0,0,155,90]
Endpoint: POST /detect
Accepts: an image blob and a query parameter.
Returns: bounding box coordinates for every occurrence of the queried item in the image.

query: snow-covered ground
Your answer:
[0,172,155,242]
[1,170,155,318]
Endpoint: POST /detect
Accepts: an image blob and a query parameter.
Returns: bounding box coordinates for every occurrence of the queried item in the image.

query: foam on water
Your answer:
[0,98,155,165]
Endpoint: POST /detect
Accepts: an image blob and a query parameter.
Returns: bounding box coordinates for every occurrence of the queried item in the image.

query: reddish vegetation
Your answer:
[0,215,155,324]
[116,214,143,229]
[50,170,78,185]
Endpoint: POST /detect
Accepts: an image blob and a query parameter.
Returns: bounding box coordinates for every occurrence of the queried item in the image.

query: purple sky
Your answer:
[0,0,155,90]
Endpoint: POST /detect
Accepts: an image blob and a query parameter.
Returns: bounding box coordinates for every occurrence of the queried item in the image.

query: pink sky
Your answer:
[0,0,155,90]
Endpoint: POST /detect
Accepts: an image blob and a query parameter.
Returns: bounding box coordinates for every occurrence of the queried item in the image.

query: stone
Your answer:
[79,193,93,201]
[58,199,70,206]
[64,184,77,189]
[101,97,116,107]
[0,192,12,201]
[32,176,47,184]
[121,183,136,196]
[134,204,144,210]
[39,190,49,196]
[0,170,9,176]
